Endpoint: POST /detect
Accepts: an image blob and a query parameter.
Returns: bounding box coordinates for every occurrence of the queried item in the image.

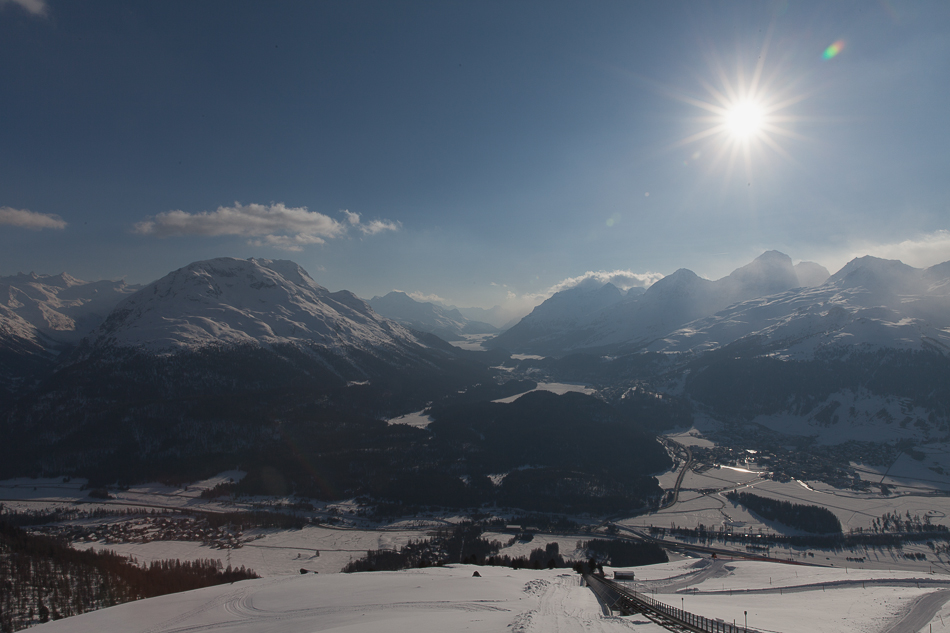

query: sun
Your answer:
[664,35,811,179]
[723,100,766,140]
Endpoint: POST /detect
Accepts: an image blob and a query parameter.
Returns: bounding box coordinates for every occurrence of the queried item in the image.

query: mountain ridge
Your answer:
[490,251,831,356]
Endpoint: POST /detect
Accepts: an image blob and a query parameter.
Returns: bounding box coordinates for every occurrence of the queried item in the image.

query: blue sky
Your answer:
[1,0,948,318]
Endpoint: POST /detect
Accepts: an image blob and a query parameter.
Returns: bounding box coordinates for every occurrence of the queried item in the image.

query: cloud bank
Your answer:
[0,0,47,16]
[544,269,665,295]
[0,207,67,230]
[134,202,399,251]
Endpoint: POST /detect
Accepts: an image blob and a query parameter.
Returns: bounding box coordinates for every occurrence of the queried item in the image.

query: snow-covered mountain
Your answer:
[485,280,632,353]
[1,272,138,345]
[90,258,426,356]
[648,256,950,358]
[490,251,829,356]
[0,258,499,483]
[0,272,138,400]
[368,291,497,341]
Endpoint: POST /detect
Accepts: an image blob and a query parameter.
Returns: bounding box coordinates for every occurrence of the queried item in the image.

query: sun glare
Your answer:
[724,100,765,140]
[664,32,811,182]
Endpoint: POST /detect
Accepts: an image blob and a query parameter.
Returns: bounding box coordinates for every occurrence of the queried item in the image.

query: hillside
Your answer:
[24,559,950,633]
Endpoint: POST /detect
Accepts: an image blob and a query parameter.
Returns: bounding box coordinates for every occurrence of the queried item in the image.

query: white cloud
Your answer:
[134,202,399,251]
[0,206,66,230]
[544,269,665,295]
[0,0,48,16]
[496,269,666,324]
[358,218,401,235]
[403,290,449,305]
[342,210,400,235]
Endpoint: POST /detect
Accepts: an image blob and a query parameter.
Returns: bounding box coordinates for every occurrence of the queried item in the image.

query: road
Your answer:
[882,588,950,633]
[660,440,693,510]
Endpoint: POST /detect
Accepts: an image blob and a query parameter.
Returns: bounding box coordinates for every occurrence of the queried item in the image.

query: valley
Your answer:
[3,251,950,631]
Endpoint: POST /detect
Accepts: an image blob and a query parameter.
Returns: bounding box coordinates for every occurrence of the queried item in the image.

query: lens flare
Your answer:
[823,40,845,60]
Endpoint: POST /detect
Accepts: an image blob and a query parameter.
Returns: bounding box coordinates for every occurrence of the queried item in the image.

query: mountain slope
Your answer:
[0,272,138,344]
[368,291,497,341]
[0,273,138,403]
[92,258,421,355]
[648,256,950,358]
[0,258,496,483]
[490,251,815,356]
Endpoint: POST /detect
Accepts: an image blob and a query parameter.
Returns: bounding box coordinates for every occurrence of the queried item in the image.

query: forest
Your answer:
[725,491,843,534]
[0,519,257,633]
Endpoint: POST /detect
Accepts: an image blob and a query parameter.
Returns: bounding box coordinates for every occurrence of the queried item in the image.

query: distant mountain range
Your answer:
[368,291,497,341]
[1,252,949,503]
[501,253,950,463]
[0,258,671,512]
[489,251,832,356]
[648,255,950,357]
[0,272,139,397]
[1,272,138,345]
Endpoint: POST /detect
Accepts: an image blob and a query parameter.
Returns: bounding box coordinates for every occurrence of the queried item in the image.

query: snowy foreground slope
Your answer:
[29,560,950,633]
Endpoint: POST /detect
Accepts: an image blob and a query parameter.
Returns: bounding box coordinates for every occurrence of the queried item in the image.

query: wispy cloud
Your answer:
[0,0,48,16]
[358,218,401,235]
[402,290,449,305]
[0,206,66,230]
[341,209,401,235]
[134,202,399,251]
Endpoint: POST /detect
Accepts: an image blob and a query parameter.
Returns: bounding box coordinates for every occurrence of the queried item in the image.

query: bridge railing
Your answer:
[584,573,765,633]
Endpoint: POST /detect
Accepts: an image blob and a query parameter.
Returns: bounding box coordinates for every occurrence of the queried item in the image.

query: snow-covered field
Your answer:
[8,460,950,631]
[26,557,950,633]
[492,381,596,403]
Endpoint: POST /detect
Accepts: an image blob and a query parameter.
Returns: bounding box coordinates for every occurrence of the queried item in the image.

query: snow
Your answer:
[30,565,666,633]
[0,271,137,344]
[647,257,950,359]
[492,382,596,403]
[386,410,434,429]
[27,557,950,633]
[449,333,494,351]
[89,257,422,354]
[9,471,950,631]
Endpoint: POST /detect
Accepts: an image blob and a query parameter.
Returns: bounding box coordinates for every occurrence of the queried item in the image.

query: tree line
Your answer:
[725,491,843,534]
[0,520,257,633]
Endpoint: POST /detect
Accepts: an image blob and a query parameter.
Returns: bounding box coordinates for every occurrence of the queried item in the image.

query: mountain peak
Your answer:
[794,261,831,287]
[92,257,417,353]
[829,256,922,293]
[721,250,798,296]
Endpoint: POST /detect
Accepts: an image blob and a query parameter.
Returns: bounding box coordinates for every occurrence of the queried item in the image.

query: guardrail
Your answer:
[583,573,766,633]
